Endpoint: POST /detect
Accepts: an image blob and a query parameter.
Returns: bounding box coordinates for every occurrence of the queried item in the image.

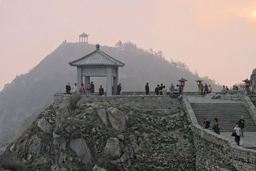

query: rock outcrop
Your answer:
[103,137,121,159]
[69,138,92,164]
[1,96,196,171]
[107,107,128,132]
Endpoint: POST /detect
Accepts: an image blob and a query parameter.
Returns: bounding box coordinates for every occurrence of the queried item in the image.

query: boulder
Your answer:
[28,135,41,155]
[107,107,128,132]
[98,109,108,126]
[55,104,69,125]
[129,135,140,153]
[69,138,92,164]
[212,95,221,99]
[86,107,94,114]
[220,90,227,94]
[103,137,121,159]
[37,117,52,134]
[93,165,106,171]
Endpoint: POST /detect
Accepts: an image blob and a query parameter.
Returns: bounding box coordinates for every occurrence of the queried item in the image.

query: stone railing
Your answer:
[182,95,256,171]
[243,96,256,126]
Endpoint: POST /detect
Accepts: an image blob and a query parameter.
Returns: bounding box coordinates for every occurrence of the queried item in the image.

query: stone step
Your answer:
[191,103,256,132]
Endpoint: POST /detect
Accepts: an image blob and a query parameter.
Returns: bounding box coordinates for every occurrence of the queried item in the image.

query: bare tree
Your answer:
[115,40,123,49]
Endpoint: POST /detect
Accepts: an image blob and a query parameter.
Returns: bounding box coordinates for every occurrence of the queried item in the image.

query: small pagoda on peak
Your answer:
[79,32,89,43]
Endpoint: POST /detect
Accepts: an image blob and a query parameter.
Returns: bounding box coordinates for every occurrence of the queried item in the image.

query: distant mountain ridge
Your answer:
[0,42,221,148]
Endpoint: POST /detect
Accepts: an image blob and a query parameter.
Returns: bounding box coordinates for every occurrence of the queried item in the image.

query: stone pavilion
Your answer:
[69,44,125,96]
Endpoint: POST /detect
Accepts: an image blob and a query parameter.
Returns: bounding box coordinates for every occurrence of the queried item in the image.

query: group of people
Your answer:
[203,118,220,134]
[152,83,181,95]
[199,83,212,95]
[233,116,245,146]
[203,116,245,146]
[222,85,229,91]
[66,82,96,96]
[65,82,122,96]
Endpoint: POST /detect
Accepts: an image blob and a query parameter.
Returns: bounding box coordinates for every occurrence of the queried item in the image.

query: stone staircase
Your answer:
[191,103,256,132]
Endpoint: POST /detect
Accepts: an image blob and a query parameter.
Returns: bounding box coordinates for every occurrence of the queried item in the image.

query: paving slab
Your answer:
[221,132,256,148]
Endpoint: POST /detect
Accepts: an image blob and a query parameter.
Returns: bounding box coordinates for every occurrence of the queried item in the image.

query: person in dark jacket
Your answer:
[203,118,210,129]
[145,83,149,95]
[204,83,208,94]
[212,118,220,134]
[237,116,245,137]
[90,82,95,93]
[99,85,104,96]
[117,83,122,95]
[159,83,163,95]
[155,85,159,95]
[66,82,71,94]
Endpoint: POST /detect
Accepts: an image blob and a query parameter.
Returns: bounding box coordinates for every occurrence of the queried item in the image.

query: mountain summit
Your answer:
[0,42,220,148]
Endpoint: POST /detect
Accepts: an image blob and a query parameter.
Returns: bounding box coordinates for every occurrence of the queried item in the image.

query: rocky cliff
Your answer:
[1,94,196,171]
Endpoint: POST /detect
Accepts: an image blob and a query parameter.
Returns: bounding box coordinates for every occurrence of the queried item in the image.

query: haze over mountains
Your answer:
[0,42,221,148]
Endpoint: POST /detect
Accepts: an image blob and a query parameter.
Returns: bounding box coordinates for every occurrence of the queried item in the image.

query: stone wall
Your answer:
[54,93,182,116]
[250,68,256,90]
[244,96,256,126]
[183,95,256,171]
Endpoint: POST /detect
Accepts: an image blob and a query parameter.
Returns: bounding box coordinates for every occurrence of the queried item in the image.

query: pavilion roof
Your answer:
[69,44,125,67]
[79,32,88,37]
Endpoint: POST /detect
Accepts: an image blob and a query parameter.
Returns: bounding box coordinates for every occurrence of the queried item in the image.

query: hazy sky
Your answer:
[1,0,256,91]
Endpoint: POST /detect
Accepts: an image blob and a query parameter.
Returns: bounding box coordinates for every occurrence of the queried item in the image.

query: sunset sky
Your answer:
[1,0,256,91]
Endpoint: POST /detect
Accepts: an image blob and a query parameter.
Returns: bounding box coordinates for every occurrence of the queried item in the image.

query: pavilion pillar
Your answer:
[85,76,90,88]
[106,67,113,96]
[113,68,118,95]
[77,67,82,86]
[82,76,85,86]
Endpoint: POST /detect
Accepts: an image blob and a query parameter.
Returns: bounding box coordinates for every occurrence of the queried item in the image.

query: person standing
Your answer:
[79,84,85,94]
[213,118,220,134]
[162,86,167,95]
[208,85,212,93]
[234,123,241,145]
[159,84,163,95]
[222,85,226,90]
[86,83,91,96]
[169,84,174,92]
[226,86,229,91]
[204,84,208,94]
[145,83,149,95]
[203,118,210,129]
[91,82,95,93]
[237,116,245,137]
[155,85,159,95]
[66,83,71,94]
[250,86,253,95]
[117,83,122,95]
[200,83,204,95]
[99,85,104,96]
[71,83,78,93]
